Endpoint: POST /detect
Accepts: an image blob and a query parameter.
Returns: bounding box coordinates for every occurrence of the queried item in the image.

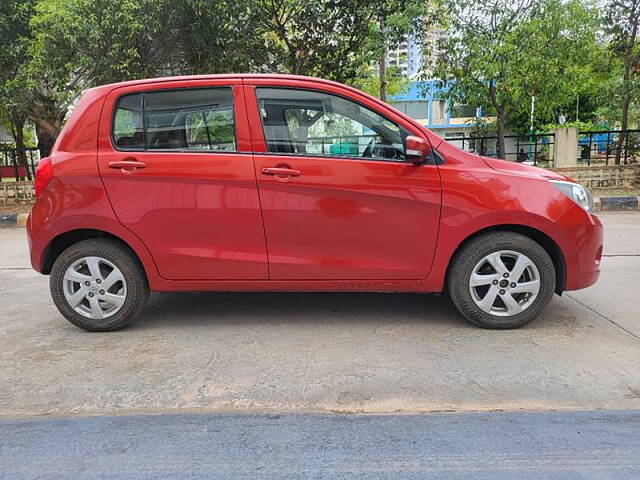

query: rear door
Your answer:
[244,81,441,280]
[98,80,268,280]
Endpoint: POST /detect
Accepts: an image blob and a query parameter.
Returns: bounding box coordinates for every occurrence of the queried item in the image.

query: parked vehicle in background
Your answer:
[27,74,602,331]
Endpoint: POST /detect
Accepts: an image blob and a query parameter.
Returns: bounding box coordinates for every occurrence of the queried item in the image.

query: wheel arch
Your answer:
[41,229,151,281]
[445,224,566,294]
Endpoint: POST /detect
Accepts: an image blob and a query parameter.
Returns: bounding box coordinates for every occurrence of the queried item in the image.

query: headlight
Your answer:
[549,180,594,212]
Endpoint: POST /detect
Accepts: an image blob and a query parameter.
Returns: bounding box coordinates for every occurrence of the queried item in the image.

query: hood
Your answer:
[481,157,574,182]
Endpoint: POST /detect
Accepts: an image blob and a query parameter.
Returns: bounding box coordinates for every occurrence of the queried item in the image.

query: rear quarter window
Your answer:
[113,93,144,150]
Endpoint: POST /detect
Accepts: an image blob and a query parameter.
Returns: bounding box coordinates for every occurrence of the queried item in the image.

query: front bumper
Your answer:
[561,210,603,291]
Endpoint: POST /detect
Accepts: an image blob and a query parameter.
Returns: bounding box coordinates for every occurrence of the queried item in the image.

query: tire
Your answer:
[50,238,149,331]
[447,232,556,329]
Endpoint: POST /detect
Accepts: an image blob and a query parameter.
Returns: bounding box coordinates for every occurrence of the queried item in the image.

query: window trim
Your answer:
[110,85,239,154]
[254,86,413,164]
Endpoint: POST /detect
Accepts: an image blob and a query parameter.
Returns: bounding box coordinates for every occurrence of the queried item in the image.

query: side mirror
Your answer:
[405,136,431,165]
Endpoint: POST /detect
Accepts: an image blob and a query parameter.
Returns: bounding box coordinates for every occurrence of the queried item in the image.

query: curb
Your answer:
[0,213,28,227]
[597,196,638,212]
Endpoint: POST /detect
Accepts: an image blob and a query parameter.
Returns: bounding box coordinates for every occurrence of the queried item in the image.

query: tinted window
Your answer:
[112,87,235,152]
[256,88,406,161]
[113,94,144,150]
[145,88,235,151]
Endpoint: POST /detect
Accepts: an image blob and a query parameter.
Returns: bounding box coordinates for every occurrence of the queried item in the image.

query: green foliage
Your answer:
[252,0,432,83]
[466,118,497,138]
[0,0,635,161]
[171,0,271,75]
[30,0,166,86]
[435,0,600,155]
[599,0,640,129]
[0,0,34,111]
[351,65,411,99]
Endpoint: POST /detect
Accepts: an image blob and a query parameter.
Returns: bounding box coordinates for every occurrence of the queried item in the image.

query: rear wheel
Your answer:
[447,232,556,329]
[50,239,149,331]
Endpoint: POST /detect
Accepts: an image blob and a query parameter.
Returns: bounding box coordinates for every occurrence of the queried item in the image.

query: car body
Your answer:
[27,74,603,330]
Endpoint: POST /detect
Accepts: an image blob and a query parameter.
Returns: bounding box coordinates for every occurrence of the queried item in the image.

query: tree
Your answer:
[352,65,410,99]
[436,0,598,158]
[2,0,439,160]
[252,0,378,81]
[373,0,431,101]
[0,0,36,178]
[169,0,272,74]
[253,0,433,88]
[26,0,169,155]
[604,0,640,163]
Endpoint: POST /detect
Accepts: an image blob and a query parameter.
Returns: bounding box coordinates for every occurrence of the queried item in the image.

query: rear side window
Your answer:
[112,87,236,152]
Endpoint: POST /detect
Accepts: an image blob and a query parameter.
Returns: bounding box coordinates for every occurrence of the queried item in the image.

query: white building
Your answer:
[386,28,444,78]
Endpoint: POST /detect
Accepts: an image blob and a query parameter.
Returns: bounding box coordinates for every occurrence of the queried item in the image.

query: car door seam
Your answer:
[242,80,271,280]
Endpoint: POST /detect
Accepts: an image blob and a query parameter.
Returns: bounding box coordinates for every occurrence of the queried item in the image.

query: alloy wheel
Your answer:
[62,256,127,319]
[468,250,541,317]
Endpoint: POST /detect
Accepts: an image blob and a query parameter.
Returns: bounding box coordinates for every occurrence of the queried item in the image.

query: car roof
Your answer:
[87,73,347,95]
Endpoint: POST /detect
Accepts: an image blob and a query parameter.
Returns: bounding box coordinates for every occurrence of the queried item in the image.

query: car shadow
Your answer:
[132,291,468,330]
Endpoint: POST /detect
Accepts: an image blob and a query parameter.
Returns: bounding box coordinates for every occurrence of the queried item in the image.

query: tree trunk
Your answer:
[9,111,32,181]
[379,49,387,102]
[378,12,387,102]
[496,110,507,160]
[615,94,630,165]
[488,85,507,159]
[615,5,638,165]
[35,127,56,159]
[28,103,64,158]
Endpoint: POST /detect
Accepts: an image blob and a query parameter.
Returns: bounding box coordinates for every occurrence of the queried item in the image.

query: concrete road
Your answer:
[1,410,639,479]
[1,213,639,417]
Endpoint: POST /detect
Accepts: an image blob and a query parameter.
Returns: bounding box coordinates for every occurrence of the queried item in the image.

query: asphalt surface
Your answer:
[2,410,639,479]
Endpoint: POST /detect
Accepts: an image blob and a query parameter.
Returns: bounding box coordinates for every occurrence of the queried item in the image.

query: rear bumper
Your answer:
[26,195,57,274]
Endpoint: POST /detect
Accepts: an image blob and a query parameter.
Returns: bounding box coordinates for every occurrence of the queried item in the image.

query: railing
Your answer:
[0,147,41,181]
[445,133,555,166]
[578,129,640,166]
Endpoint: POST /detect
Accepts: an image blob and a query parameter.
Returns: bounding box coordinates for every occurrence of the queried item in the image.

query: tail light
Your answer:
[34,156,53,197]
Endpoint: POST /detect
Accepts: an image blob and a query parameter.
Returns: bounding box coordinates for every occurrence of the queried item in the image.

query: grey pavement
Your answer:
[0,213,639,417]
[1,410,640,479]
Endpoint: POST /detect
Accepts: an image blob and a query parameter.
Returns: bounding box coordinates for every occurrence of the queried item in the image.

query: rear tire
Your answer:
[50,239,149,331]
[447,232,556,329]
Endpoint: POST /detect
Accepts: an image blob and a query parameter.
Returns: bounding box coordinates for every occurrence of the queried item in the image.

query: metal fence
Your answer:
[578,129,640,166]
[445,133,555,166]
[0,147,41,181]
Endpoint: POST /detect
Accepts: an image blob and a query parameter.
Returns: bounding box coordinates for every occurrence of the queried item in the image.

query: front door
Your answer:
[97,81,268,280]
[246,84,441,280]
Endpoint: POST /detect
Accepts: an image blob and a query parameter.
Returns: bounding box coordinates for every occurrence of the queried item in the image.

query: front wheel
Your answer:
[447,232,556,329]
[50,239,149,331]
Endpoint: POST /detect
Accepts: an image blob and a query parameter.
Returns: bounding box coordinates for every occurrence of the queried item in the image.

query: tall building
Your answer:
[385,28,444,78]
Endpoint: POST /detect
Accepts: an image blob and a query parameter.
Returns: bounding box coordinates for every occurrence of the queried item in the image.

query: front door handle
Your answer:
[108,159,147,171]
[262,167,300,177]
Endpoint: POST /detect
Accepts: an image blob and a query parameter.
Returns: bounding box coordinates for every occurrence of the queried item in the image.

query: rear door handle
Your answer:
[262,167,300,177]
[108,160,147,170]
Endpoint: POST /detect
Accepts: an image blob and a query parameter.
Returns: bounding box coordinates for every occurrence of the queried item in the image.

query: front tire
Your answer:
[447,232,556,329]
[50,239,149,331]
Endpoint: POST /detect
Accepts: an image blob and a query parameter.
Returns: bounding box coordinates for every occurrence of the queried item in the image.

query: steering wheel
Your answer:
[362,138,376,158]
[362,137,401,160]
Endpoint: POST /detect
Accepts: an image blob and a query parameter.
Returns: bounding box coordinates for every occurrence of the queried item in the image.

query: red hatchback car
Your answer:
[27,74,602,331]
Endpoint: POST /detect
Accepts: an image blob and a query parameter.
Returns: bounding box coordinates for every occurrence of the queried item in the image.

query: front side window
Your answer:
[256,88,406,161]
[112,87,236,152]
